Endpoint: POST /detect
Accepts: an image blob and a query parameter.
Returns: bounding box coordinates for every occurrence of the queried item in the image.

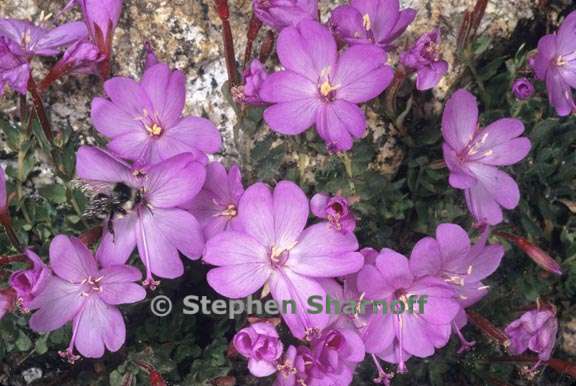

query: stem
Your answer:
[27,77,53,143]
[243,13,262,69]
[0,212,23,253]
[214,0,239,88]
[0,254,27,265]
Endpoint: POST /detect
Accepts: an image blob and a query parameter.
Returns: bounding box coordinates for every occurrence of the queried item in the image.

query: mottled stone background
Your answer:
[1,0,532,156]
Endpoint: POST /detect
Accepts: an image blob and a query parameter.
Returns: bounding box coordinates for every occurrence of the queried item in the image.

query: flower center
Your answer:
[80,275,103,297]
[146,123,163,137]
[423,41,440,61]
[220,204,237,219]
[362,14,372,31]
[320,80,337,97]
[277,360,297,377]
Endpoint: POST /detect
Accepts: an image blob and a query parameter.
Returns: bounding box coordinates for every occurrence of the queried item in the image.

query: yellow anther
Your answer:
[320,80,337,97]
[362,14,372,31]
[147,123,163,136]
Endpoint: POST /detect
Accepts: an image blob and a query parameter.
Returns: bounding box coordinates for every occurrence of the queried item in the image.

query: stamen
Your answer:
[147,123,163,136]
[362,14,372,31]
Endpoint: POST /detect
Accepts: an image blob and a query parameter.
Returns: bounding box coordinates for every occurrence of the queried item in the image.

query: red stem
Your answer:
[214,0,239,88]
[466,311,509,346]
[243,13,262,69]
[27,77,54,143]
[0,211,23,253]
[0,254,27,265]
[259,30,275,64]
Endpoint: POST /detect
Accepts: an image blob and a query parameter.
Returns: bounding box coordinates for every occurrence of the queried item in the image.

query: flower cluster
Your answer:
[0,0,567,384]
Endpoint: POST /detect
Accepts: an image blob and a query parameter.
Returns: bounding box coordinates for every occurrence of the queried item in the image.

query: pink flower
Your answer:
[505,308,558,361]
[442,89,531,225]
[9,249,51,311]
[512,78,535,100]
[29,235,146,361]
[185,162,244,240]
[400,29,448,90]
[329,0,416,49]
[310,193,356,233]
[233,321,283,377]
[236,59,269,106]
[76,146,206,284]
[529,11,576,116]
[203,181,364,339]
[0,36,30,95]
[0,18,87,58]
[91,63,221,164]
[259,20,393,151]
[253,0,317,31]
[75,0,123,57]
[358,248,460,373]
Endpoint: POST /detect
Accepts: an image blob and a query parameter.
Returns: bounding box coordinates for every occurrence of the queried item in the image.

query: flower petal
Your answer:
[375,249,413,289]
[136,209,183,279]
[557,11,576,55]
[263,98,320,135]
[334,45,393,103]
[73,296,126,358]
[277,20,337,81]
[468,163,520,210]
[273,181,309,250]
[409,237,442,277]
[316,101,364,151]
[50,235,98,282]
[29,276,84,332]
[546,68,575,117]
[167,116,222,154]
[259,70,317,103]
[204,231,268,266]
[145,155,206,208]
[91,97,142,138]
[98,265,146,305]
[152,208,204,260]
[465,183,503,225]
[269,269,329,339]
[141,64,185,127]
[436,223,471,262]
[207,264,270,298]
[237,183,275,246]
[35,21,88,53]
[96,213,138,267]
[103,76,152,118]
[442,89,478,152]
[75,146,134,184]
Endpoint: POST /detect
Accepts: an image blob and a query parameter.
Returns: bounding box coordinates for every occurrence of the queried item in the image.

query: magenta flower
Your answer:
[91,63,221,164]
[530,11,576,116]
[512,77,535,100]
[9,249,51,312]
[410,224,504,353]
[185,162,244,240]
[442,89,531,225]
[203,181,364,339]
[310,192,356,233]
[75,0,122,57]
[48,39,105,79]
[76,146,206,284]
[233,321,283,377]
[0,36,30,95]
[0,288,16,320]
[410,224,504,308]
[505,308,558,362]
[400,29,448,91]
[329,0,416,49]
[260,20,393,151]
[0,18,87,58]
[236,59,269,105]
[29,235,146,361]
[253,0,317,31]
[357,248,460,372]
[293,327,364,386]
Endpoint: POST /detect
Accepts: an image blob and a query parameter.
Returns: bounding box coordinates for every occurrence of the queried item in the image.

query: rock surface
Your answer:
[0,0,532,164]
